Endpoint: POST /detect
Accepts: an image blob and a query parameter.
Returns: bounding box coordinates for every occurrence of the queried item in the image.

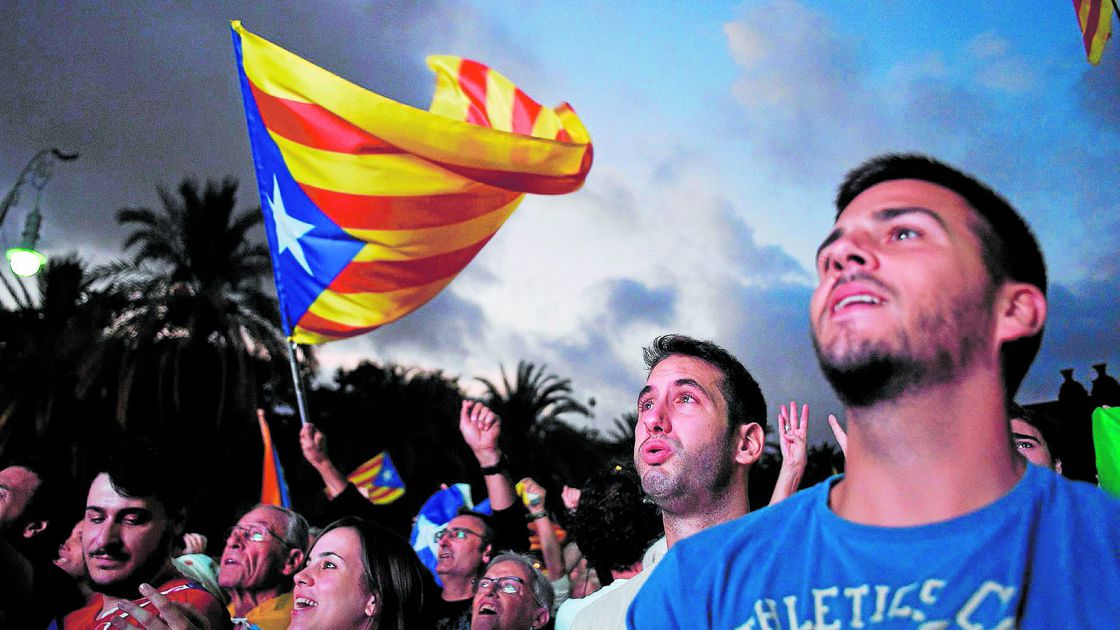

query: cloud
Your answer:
[1077,50,1120,130]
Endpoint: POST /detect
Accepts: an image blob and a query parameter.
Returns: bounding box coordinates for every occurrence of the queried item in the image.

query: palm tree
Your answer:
[0,255,115,462]
[100,177,288,431]
[476,361,594,483]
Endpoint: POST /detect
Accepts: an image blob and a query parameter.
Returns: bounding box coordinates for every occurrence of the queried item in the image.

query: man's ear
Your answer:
[282,548,305,577]
[21,519,47,539]
[732,422,765,466]
[364,591,380,618]
[530,606,550,630]
[1054,459,1063,475]
[994,282,1046,345]
[482,543,492,564]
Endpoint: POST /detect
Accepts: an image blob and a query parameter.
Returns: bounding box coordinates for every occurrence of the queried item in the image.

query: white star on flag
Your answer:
[267,175,314,275]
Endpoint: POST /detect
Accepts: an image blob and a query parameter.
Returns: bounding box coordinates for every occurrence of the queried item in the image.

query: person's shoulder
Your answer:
[1032,466,1120,528]
[676,475,827,555]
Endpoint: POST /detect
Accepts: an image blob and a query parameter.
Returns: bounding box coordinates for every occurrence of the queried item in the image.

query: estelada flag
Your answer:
[230,21,592,343]
[1074,0,1113,65]
[258,412,291,508]
[347,450,406,505]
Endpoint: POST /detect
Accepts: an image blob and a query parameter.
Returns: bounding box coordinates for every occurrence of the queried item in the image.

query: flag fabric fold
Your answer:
[258,414,291,508]
[230,21,592,343]
[1074,0,1113,65]
[1093,406,1120,498]
[347,450,406,505]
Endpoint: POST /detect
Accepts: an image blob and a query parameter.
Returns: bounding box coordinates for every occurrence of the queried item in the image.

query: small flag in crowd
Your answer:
[1073,0,1113,64]
[347,450,406,505]
[410,484,492,584]
[1093,406,1120,498]
[258,411,291,508]
[230,21,592,344]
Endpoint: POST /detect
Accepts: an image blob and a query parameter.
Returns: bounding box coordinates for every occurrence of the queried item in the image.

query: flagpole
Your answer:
[287,339,311,426]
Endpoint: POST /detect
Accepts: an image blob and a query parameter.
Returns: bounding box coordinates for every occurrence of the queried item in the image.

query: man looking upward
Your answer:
[630,154,1120,628]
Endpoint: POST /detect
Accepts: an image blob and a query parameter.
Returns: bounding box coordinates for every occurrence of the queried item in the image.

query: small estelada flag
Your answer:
[347,451,406,504]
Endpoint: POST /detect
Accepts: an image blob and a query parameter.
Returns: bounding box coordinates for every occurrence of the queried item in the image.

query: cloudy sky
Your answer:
[3,1,1117,444]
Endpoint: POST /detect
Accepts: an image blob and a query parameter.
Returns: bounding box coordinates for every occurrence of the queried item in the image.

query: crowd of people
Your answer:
[1,153,1117,628]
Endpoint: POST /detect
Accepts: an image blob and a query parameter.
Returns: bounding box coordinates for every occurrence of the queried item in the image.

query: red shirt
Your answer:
[59,577,231,630]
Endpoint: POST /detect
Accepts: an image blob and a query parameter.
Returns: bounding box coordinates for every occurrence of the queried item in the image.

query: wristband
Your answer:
[527,511,549,522]
[479,455,508,476]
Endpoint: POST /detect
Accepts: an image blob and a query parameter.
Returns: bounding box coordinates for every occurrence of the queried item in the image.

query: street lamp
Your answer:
[0,148,79,277]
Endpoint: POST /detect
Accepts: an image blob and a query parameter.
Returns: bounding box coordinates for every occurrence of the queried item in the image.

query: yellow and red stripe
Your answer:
[1074,0,1114,65]
[232,22,592,344]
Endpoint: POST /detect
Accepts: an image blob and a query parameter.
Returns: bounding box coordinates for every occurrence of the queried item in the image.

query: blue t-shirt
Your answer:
[628,465,1120,629]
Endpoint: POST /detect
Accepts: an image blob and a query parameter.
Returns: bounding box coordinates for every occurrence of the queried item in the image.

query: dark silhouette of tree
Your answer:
[0,255,118,468]
[99,178,287,432]
[476,361,594,482]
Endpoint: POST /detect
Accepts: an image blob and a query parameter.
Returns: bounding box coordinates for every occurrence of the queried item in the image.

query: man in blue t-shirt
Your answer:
[629,154,1120,628]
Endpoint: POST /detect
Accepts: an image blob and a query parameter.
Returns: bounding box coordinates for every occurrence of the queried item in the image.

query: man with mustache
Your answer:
[629,154,1120,628]
[59,440,231,629]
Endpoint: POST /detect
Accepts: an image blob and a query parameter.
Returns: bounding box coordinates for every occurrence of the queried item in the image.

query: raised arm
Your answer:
[459,400,517,511]
[300,422,349,499]
[769,401,809,506]
[521,477,564,580]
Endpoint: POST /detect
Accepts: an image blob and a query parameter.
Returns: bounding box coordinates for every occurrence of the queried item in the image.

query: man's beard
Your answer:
[93,528,176,598]
[640,429,735,511]
[813,290,992,408]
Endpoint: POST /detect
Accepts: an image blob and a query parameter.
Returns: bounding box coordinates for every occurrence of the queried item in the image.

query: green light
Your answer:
[6,247,46,277]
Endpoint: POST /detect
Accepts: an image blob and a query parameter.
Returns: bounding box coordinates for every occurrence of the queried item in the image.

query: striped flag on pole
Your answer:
[1074,0,1114,65]
[230,21,592,343]
[347,451,406,504]
[258,411,291,508]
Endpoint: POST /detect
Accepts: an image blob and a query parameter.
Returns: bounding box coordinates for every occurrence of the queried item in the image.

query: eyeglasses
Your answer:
[225,524,291,548]
[434,527,486,544]
[475,575,527,595]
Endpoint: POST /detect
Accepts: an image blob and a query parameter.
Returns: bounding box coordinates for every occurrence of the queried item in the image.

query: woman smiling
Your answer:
[291,516,426,630]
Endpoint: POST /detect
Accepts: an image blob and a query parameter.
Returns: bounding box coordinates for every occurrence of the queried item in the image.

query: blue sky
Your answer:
[1,1,1116,444]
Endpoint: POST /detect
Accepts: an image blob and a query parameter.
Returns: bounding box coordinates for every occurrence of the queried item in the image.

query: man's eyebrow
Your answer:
[672,378,712,400]
[816,206,949,260]
[874,206,949,229]
[1011,432,1041,444]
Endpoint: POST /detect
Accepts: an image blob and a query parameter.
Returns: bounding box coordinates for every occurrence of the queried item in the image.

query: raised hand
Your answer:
[561,485,582,511]
[180,533,207,556]
[299,422,331,470]
[459,400,502,466]
[520,477,547,510]
[769,401,810,506]
[777,401,809,472]
[828,414,847,457]
[112,583,210,629]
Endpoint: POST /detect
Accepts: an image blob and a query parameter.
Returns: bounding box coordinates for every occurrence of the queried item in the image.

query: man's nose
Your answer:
[641,401,671,434]
[826,231,878,273]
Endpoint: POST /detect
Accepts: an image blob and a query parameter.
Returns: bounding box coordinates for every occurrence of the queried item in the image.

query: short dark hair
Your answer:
[570,463,662,573]
[98,439,189,519]
[643,334,767,433]
[454,508,495,546]
[1008,403,1064,464]
[319,516,426,630]
[835,154,1047,399]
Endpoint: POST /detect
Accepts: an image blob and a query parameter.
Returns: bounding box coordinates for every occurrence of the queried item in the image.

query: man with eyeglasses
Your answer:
[472,552,554,630]
[430,509,496,629]
[218,504,308,630]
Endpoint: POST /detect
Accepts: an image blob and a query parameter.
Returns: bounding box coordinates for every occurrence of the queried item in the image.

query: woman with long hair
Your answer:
[290,516,426,630]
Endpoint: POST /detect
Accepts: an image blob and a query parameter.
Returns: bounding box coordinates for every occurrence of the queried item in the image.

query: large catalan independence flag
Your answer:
[230,22,593,343]
[347,450,406,505]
